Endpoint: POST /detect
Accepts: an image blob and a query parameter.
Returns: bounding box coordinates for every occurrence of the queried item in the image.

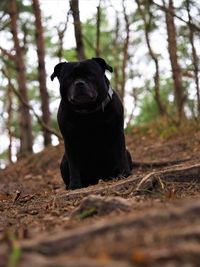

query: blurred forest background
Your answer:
[0,0,200,166]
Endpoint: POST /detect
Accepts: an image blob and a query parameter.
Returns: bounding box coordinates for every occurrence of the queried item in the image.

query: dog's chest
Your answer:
[70,117,116,152]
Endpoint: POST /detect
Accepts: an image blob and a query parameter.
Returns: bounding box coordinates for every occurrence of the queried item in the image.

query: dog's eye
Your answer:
[87,72,97,79]
[87,74,94,79]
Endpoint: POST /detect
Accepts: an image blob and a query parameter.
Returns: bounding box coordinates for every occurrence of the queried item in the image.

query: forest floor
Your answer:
[1,120,200,267]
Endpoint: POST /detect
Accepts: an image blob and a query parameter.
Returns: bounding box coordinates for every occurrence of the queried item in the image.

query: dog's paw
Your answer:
[68,181,82,190]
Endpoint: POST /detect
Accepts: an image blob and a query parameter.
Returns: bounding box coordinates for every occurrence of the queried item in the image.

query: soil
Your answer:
[1,124,200,267]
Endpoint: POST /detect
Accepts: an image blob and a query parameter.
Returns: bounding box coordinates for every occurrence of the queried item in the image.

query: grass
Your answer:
[128,118,200,140]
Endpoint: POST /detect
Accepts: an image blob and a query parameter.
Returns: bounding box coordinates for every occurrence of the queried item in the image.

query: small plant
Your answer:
[159,124,178,139]
[8,233,21,267]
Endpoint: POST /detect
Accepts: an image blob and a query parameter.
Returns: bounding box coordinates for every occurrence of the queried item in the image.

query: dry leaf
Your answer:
[165,188,176,199]
[0,193,13,201]
[130,250,151,264]
[97,252,111,262]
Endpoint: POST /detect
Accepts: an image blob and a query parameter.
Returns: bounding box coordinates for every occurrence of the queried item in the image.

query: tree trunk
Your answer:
[186,0,200,117]
[57,15,69,62]
[113,11,120,95]
[164,0,185,122]
[136,0,167,116]
[96,0,101,57]
[57,26,65,63]
[8,0,33,157]
[7,77,13,164]
[121,1,130,105]
[70,0,85,60]
[32,0,51,147]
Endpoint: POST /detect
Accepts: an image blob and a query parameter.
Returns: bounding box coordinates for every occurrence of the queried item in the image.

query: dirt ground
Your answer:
[1,123,200,267]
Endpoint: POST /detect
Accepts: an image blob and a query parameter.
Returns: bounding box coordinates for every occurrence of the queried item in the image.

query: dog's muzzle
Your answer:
[69,80,97,105]
[69,85,113,114]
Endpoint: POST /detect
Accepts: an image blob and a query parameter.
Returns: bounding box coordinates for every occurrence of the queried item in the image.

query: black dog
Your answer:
[51,57,132,190]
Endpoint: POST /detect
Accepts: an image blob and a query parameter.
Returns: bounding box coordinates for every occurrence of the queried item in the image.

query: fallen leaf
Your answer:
[165,188,176,199]
[97,252,111,262]
[0,193,13,201]
[130,250,151,264]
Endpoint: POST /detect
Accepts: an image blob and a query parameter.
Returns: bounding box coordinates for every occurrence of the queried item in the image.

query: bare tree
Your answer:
[32,0,51,147]
[186,0,200,116]
[8,0,33,157]
[56,10,70,62]
[163,0,185,122]
[127,87,138,127]
[121,0,130,104]
[113,10,120,95]
[136,0,167,115]
[6,74,13,163]
[70,0,85,60]
[96,0,102,57]
[57,22,67,62]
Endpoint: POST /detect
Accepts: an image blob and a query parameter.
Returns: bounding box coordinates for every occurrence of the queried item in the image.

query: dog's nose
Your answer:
[75,80,85,88]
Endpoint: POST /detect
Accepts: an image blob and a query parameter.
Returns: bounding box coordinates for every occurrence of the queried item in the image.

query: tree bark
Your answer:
[113,11,120,95]
[126,88,137,127]
[121,1,130,104]
[8,0,33,157]
[32,0,51,147]
[164,0,185,122]
[136,0,167,116]
[57,24,66,63]
[186,0,200,116]
[56,13,69,62]
[7,77,13,164]
[70,0,85,60]
[96,0,101,57]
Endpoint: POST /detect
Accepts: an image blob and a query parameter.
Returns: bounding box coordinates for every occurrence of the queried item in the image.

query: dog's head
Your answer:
[51,58,113,111]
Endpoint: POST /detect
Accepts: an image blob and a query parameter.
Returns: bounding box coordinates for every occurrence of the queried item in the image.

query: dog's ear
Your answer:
[51,62,66,81]
[92,57,113,73]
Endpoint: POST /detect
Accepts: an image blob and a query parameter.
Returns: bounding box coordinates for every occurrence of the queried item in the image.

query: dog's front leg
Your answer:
[66,147,82,190]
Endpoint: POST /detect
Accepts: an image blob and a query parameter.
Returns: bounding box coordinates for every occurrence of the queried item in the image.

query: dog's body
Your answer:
[51,58,132,189]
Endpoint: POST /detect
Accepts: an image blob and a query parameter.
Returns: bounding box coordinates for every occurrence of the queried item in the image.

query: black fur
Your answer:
[51,57,132,190]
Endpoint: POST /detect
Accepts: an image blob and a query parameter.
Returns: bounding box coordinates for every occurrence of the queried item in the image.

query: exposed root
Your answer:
[21,199,200,256]
[132,156,194,168]
[136,163,200,191]
[55,164,200,202]
[55,175,141,201]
